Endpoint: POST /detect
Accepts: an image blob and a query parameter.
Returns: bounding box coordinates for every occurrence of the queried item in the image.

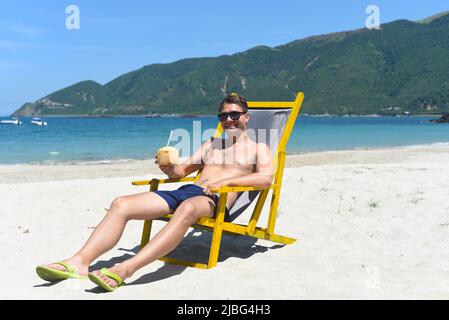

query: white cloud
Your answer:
[0,20,46,35]
[0,40,32,49]
[9,25,46,35]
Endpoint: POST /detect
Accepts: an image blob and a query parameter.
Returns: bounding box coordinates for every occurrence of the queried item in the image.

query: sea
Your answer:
[0,115,448,165]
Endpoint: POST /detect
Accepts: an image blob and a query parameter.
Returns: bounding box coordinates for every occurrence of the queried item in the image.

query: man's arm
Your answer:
[158,140,211,179]
[203,143,274,194]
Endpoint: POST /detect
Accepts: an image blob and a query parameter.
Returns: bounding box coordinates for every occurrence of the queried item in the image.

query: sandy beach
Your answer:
[1,144,449,299]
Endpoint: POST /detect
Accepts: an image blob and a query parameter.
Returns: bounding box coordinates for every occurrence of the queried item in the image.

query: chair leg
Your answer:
[207,193,227,268]
[247,190,269,235]
[268,151,286,234]
[140,220,153,249]
[140,180,159,250]
[207,224,224,268]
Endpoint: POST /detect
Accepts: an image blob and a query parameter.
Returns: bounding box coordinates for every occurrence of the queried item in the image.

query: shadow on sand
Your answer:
[34,229,285,293]
[85,228,285,292]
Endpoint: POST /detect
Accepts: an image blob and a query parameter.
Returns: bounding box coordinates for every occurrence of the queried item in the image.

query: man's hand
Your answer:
[202,179,230,196]
[157,161,176,178]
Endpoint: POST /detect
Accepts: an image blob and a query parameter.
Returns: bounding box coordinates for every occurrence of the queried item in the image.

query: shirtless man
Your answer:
[36,93,274,291]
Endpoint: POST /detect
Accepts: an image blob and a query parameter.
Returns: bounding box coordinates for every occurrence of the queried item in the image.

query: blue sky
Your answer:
[0,0,448,115]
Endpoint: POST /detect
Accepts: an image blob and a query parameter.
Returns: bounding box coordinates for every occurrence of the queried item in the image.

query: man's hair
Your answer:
[218,93,248,113]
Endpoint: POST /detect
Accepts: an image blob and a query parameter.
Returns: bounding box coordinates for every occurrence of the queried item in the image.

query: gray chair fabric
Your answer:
[225,108,291,222]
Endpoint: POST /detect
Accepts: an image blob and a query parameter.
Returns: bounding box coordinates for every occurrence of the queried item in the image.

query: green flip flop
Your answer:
[36,261,87,282]
[88,268,124,292]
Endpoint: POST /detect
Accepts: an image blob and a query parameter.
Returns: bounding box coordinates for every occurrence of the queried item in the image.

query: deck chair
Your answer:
[132,92,304,269]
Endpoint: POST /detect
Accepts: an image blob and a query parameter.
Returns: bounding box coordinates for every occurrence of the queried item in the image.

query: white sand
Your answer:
[1,144,449,299]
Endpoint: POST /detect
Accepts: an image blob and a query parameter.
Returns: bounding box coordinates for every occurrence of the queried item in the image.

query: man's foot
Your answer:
[36,258,89,282]
[43,257,88,277]
[89,264,128,291]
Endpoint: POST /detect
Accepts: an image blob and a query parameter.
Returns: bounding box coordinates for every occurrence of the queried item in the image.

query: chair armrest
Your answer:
[132,177,196,186]
[210,185,275,193]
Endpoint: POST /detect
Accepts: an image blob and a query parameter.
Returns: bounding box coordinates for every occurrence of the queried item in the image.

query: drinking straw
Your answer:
[166,130,173,147]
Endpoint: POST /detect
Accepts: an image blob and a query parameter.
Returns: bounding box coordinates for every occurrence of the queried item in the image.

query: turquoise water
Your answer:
[0,116,448,164]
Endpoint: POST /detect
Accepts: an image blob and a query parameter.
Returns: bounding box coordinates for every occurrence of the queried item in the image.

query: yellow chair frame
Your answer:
[132,92,304,269]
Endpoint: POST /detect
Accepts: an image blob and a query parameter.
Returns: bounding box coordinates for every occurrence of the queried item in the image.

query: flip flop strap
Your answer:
[55,261,75,273]
[100,268,123,285]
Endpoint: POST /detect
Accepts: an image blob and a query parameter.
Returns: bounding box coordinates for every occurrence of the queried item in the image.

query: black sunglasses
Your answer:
[217,111,247,121]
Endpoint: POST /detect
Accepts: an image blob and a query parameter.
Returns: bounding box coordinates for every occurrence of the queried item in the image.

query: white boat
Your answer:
[30,117,48,126]
[0,117,22,125]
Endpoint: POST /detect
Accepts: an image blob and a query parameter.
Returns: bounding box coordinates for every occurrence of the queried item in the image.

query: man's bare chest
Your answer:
[204,141,257,168]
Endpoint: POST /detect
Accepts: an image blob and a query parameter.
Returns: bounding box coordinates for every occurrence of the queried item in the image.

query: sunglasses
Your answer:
[217,111,247,122]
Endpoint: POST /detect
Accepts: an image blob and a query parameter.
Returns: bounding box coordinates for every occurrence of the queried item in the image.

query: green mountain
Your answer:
[12,11,449,116]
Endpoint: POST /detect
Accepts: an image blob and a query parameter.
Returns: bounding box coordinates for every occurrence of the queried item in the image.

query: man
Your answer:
[36,93,274,291]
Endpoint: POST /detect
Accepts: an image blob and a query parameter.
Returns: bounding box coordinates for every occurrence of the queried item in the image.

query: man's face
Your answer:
[219,103,250,136]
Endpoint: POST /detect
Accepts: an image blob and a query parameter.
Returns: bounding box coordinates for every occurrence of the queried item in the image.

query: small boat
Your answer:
[0,117,22,125]
[30,117,48,126]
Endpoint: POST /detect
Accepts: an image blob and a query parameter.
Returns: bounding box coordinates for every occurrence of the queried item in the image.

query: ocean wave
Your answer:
[64,157,152,165]
[285,141,449,155]
[399,142,449,149]
[24,157,151,166]
[71,158,137,165]
[428,142,449,146]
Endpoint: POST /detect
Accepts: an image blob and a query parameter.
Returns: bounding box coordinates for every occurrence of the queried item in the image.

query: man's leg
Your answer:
[43,191,171,276]
[90,195,215,288]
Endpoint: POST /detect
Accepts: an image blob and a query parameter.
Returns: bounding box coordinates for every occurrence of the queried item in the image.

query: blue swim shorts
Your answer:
[152,184,229,218]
